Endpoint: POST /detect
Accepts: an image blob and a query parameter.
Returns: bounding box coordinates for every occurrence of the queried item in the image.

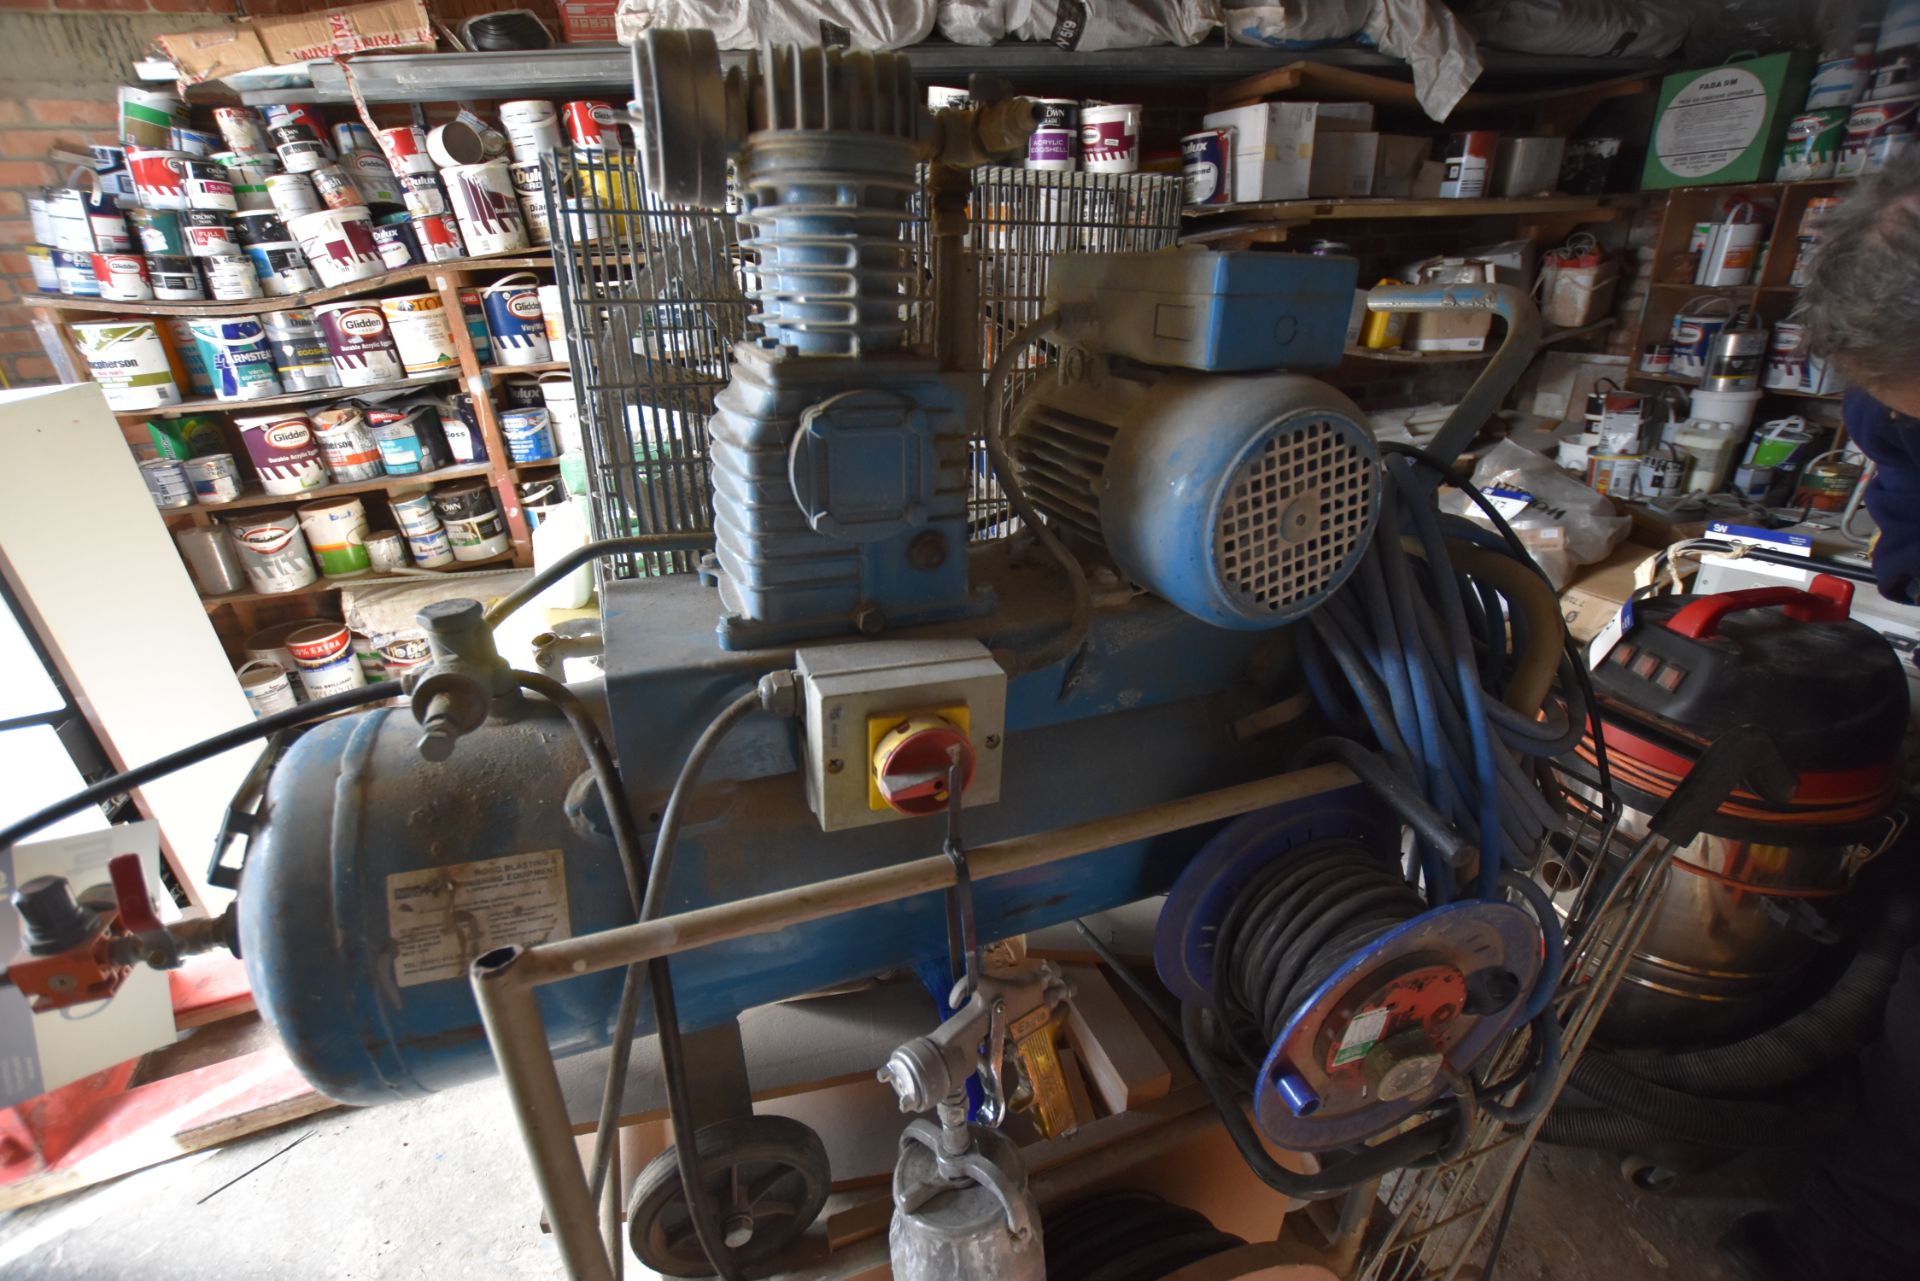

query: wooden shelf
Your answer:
[34,251,557,319]
[199,551,517,609]
[484,359,570,378]
[1769,387,1845,402]
[1184,192,1638,233]
[1344,319,1614,363]
[509,458,563,472]
[188,463,495,513]
[118,373,460,422]
[1627,368,1845,401]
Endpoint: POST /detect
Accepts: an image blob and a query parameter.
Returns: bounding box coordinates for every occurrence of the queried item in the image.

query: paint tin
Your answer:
[443,161,527,256]
[518,476,565,528]
[1838,98,1919,175]
[148,413,223,460]
[271,123,332,174]
[389,489,442,535]
[214,106,271,157]
[71,320,181,410]
[167,125,218,158]
[1697,215,1764,286]
[331,121,376,157]
[184,452,243,504]
[205,255,265,302]
[408,527,454,568]
[310,163,362,211]
[232,209,289,246]
[379,291,461,378]
[53,249,100,298]
[1808,53,1872,109]
[182,159,236,212]
[400,171,447,218]
[413,212,465,262]
[298,496,373,577]
[367,406,450,474]
[1586,452,1639,496]
[1181,129,1232,205]
[262,309,338,392]
[234,412,326,494]
[377,125,436,176]
[432,479,512,561]
[1079,103,1139,174]
[189,317,283,402]
[344,150,402,208]
[1803,351,1840,395]
[130,207,186,255]
[244,242,316,296]
[90,252,152,301]
[536,284,568,363]
[175,526,247,596]
[1440,131,1498,198]
[26,245,59,294]
[266,173,322,220]
[501,377,544,410]
[1634,447,1688,499]
[481,273,551,366]
[28,192,53,243]
[377,630,431,676]
[1779,109,1848,180]
[457,289,493,363]
[161,318,215,396]
[563,100,616,150]
[1669,299,1735,380]
[1803,196,1846,231]
[1026,128,1077,172]
[285,622,368,698]
[501,405,556,462]
[501,100,562,162]
[508,160,553,246]
[427,121,488,169]
[539,373,581,454]
[119,86,186,149]
[139,458,193,509]
[1707,322,1769,392]
[86,198,133,253]
[147,254,204,300]
[1639,342,1674,376]
[182,209,236,257]
[242,620,316,690]
[314,300,405,385]
[440,405,483,464]
[237,660,298,717]
[372,217,422,269]
[311,407,384,482]
[287,205,382,288]
[1765,322,1809,390]
[365,532,407,574]
[46,188,93,252]
[128,148,192,210]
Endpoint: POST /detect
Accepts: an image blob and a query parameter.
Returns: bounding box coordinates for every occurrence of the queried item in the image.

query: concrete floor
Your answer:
[0,1049,1794,1281]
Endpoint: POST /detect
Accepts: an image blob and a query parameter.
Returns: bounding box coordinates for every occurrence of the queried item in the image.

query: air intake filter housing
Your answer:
[1012,362,1379,630]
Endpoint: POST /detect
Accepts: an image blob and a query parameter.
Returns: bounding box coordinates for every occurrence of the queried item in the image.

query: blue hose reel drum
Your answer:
[1156,793,1543,1152]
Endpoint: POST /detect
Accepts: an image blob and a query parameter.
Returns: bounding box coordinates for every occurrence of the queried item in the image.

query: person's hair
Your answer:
[1799,153,1920,386]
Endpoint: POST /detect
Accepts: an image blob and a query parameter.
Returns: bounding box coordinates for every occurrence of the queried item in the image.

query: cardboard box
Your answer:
[1372,135,1431,198]
[1200,102,1375,202]
[1560,540,1659,643]
[156,27,268,83]
[1641,52,1812,189]
[158,0,432,83]
[559,0,620,42]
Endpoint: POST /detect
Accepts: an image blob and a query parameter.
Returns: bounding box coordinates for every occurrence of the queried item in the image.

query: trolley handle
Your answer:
[1645,725,1796,847]
[1662,574,1853,640]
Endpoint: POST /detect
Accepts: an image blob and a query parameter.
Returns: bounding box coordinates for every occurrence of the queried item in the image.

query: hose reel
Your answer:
[1156,791,1542,1152]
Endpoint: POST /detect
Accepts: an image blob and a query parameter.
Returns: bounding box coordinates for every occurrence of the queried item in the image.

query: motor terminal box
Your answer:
[794,639,1007,832]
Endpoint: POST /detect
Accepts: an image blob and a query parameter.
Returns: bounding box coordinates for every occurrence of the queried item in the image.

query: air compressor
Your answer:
[2,31,1580,1281]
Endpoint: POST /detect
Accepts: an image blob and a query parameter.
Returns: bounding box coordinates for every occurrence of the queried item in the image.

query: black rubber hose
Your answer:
[1294,737,1478,872]
[1539,1107,1703,1153]
[482,532,714,628]
[1565,1051,1839,1149]
[1609,910,1913,1097]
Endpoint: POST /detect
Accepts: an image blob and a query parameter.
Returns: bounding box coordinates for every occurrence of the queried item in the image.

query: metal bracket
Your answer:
[941,746,979,1003]
[206,729,293,893]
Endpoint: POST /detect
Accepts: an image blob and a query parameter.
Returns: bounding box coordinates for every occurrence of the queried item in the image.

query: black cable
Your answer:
[459,10,553,50]
[1480,1148,1532,1281]
[0,682,395,853]
[1072,919,1181,1038]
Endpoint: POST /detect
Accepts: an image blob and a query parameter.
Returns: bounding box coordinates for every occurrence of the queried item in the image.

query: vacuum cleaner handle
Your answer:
[1663,575,1853,640]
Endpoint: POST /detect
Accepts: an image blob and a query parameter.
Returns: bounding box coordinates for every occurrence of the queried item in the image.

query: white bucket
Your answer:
[298,496,373,577]
[287,205,383,288]
[537,284,569,362]
[237,659,298,718]
[1687,387,1764,432]
[1079,104,1140,174]
[1675,419,1743,493]
[378,291,460,378]
[70,320,181,411]
[443,161,529,256]
[500,100,561,163]
[539,372,582,454]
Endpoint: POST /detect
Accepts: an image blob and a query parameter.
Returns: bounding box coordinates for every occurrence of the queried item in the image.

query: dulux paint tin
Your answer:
[70,320,181,411]
[234,412,327,495]
[500,405,556,462]
[53,249,100,298]
[297,496,373,577]
[311,407,384,483]
[287,205,383,288]
[508,160,553,246]
[187,316,282,401]
[389,489,442,535]
[314,300,405,385]
[1181,129,1232,205]
[408,527,454,568]
[371,217,421,269]
[481,273,551,366]
[379,291,461,378]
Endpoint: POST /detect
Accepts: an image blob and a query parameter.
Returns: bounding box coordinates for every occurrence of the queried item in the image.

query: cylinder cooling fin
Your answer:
[1012,367,1380,630]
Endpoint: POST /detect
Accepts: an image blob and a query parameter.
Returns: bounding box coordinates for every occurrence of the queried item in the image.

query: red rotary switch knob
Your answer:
[872,715,977,816]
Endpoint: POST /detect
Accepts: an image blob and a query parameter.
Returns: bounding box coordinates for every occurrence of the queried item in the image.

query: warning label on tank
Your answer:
[386,850,571,988]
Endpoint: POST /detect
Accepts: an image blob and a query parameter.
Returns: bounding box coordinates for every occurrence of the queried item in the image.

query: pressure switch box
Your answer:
[795,639,1007,832]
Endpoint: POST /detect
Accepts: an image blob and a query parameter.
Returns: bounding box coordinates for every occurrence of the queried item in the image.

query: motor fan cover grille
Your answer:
[1215,414,1377,619]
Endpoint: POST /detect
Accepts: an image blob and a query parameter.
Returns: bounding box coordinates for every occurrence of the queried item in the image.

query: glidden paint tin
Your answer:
[237,661,298,718]
[184,453,243,505]
[409,527,454,568]
[346,150,402,208]
[288,206,383,288]
[262,309,338,392]
[182,159,236,212]
[372,217,422,269]
[314,300,404,386]
[1181,129,1232,205]
[286,622,367,698]
[563,101,616,150]
[234,411,326,494]
[311,407,384,482]
[389,489,441,535]
[204,255,264,302]
[1765,322,1809,390]
[266,173,322,220]
[53,249,100,298]
[1079,103,1139,174]
[1838,98,1919,175]
[1779,109,1848,180]
[414,212,465,262]
[501,405,556,462]
[432,479,511,561]
[215,106,271,156]
[509,160,552,246]
[182,209,236,257]
[70,320,180,411]
[245,242,318,297]
[128,148,191,210]
[131,207,186,255]
[147,254,204,300]
[502,100,562,161]
[189,317,283,401]
[140,458,193,509]
[379,292,461,378]
[298,497,373,577]
[444,161,528,256]
[91,252,152,302]
[481,273,551,366]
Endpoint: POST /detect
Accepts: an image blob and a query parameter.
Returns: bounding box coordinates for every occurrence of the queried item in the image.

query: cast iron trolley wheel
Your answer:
[626,1115,832,1276]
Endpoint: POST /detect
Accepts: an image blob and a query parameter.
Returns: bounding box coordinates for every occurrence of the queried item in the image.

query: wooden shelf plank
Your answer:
[1184,192,1639,227]
[117,373,461,422]
[187,462,495,513]
[484,359,570,378]
[200,550,518,609]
